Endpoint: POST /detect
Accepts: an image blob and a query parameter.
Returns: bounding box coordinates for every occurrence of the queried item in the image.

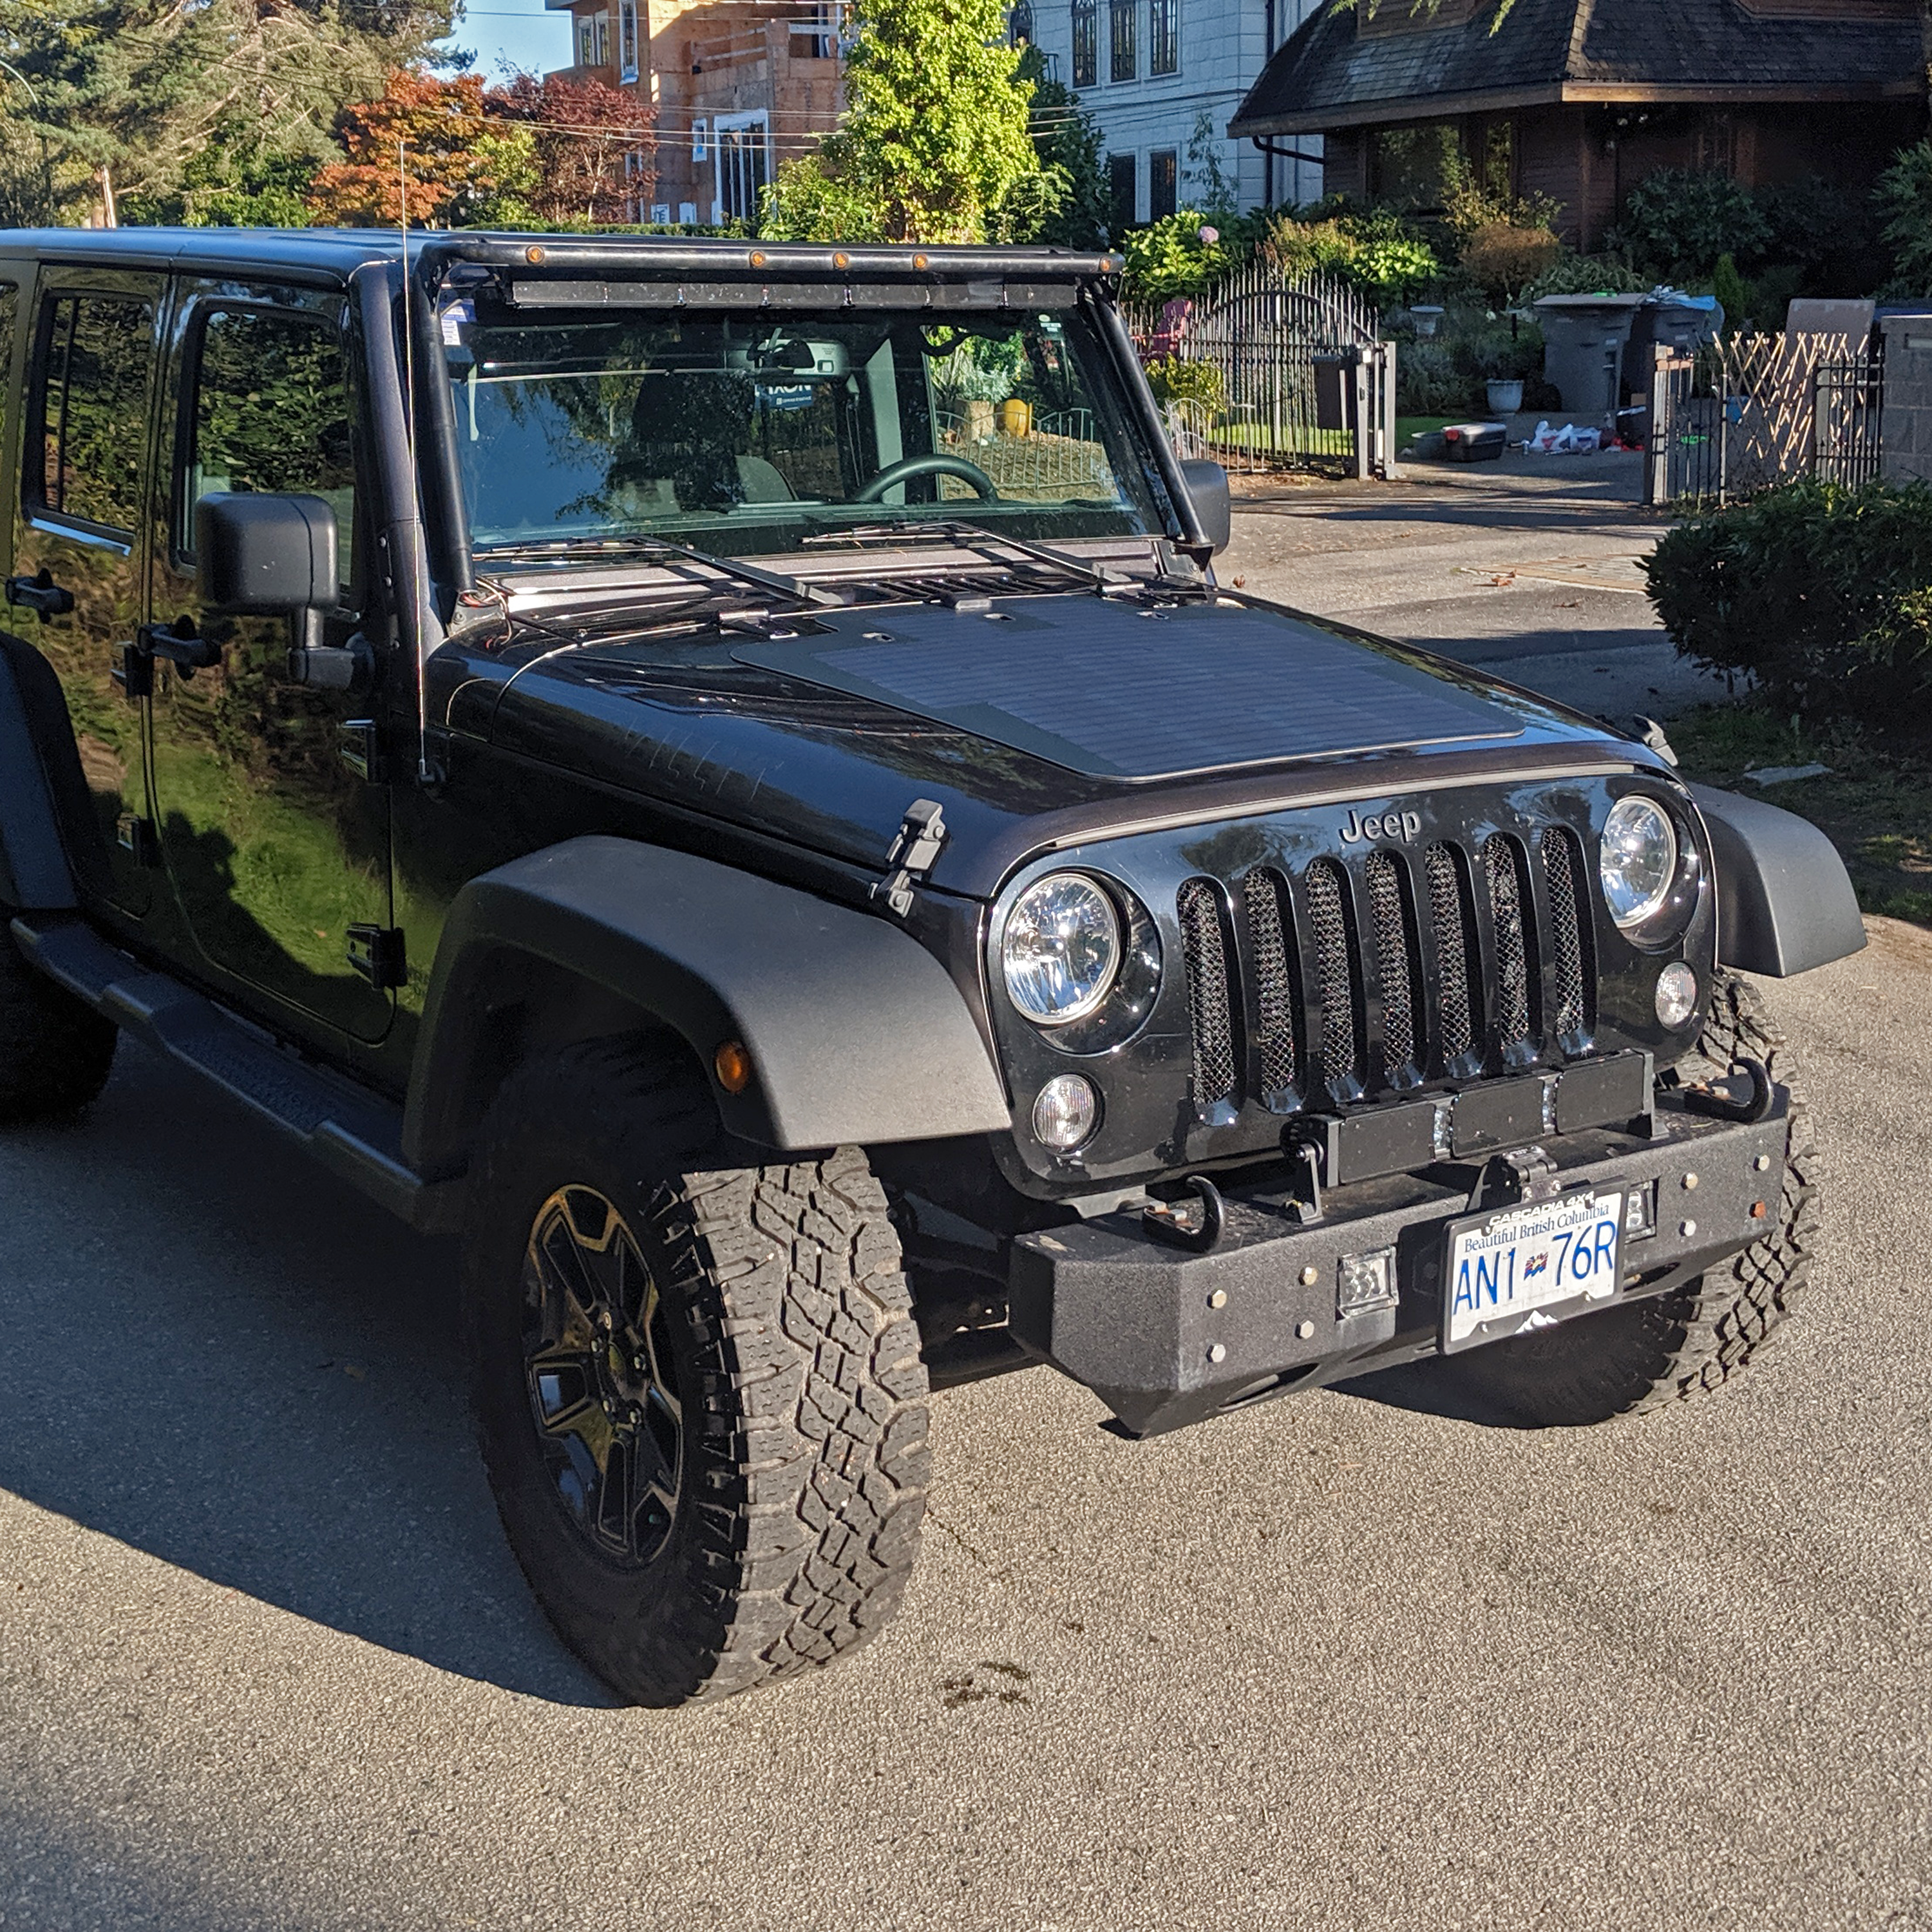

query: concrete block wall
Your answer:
[1880,314,1932,484]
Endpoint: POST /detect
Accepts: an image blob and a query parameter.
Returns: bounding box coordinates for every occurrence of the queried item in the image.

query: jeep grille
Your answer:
[1176,828,1596,1118]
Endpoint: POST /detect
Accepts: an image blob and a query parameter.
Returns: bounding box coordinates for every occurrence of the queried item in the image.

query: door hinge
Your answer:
[338,719,386,784]
[115,813,160,868]
[870,798,947,920]
[111,640,152,702]
[346,923,407,990]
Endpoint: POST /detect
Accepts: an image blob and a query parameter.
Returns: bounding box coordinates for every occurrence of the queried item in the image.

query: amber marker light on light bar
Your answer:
[714,1041,752,1094]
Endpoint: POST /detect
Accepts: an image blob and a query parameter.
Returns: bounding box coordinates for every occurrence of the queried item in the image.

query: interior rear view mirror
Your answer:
[196,493,338,616]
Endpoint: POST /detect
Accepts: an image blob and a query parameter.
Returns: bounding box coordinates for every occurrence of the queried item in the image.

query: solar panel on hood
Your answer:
[732,598,1523,781]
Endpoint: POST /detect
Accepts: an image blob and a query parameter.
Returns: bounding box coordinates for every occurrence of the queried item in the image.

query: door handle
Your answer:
[5,569,75,617]
[135,620,222,677]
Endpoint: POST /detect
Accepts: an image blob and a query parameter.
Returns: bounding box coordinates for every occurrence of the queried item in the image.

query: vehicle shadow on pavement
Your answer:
[1330,1359,1529,1430]
[0,1041,618,1707]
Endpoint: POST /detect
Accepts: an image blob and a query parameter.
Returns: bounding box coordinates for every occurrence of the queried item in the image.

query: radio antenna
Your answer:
[398,139,433,783]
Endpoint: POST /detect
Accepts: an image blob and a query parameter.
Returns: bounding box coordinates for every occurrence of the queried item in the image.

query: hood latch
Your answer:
[872,799,948,918]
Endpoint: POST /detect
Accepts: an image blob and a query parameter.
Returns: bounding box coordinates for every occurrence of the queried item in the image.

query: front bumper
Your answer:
[1008,1091,1790,1436]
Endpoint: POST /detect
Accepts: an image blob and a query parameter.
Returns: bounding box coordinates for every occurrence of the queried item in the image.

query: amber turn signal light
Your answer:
[714,1041,752,1094]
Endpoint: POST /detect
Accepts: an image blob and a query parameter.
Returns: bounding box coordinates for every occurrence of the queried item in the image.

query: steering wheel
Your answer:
[853,454,999,504]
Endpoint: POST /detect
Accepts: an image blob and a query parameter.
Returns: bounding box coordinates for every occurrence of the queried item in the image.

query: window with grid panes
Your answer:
[1072,0,1097,86]
[1149,0,1177,74]
[1109,0,1135,80]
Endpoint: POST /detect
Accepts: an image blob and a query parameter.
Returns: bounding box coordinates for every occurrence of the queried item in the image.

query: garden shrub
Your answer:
[1459,221,1562,304]
[1119,209,1254,300]
[1644,480,1932,739]
[1525,251,1647,300]
[1611,169,1770,286]
[1144,355,1226,414]
[1396,339,1461,416]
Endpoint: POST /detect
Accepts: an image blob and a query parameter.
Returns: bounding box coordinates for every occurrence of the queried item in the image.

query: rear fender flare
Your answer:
[0,631,92,912]
[404,836,1012,1174]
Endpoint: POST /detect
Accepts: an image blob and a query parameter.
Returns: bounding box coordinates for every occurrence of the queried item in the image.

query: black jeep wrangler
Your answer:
[0,230,1864,1706]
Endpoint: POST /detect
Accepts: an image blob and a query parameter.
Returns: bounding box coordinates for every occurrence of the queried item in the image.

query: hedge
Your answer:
[1643,480,1932,738]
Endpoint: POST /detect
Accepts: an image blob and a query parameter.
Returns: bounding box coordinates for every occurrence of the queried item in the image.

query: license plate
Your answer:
[1441,1188,1625,1353]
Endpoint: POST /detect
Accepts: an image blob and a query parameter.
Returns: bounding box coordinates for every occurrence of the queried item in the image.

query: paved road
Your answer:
[3,918,1929,1929]
[1222,454,1734,726]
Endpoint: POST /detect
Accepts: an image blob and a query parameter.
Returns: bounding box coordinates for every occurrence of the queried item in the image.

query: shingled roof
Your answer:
[1229,0,1923,137]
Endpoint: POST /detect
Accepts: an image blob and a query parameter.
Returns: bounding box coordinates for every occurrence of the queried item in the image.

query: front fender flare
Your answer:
[404,836,1011,1173]
[1689,784,1867,978]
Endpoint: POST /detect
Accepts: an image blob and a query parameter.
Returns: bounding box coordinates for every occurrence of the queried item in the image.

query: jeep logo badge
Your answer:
[1340,808,1421,844]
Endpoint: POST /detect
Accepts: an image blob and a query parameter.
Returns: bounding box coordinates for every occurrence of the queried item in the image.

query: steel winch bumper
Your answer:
[1007,1090,1791,1437]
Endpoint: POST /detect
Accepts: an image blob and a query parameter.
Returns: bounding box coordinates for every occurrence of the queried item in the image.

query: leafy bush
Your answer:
[1645,480,1932,738]
[1144,356,1227,414]
[1459,221,1562,303]
[1119,209,1251,301]
[1876,140,1932,298]
[1611,169,1771,285]
[1261,207,1440,307]
[1525,251,1647,300]
[1396,339,1463,416]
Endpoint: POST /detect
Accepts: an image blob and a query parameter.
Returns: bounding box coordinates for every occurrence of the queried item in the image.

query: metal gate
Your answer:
[1645,332,1883,505]
[1130,265,1397,481]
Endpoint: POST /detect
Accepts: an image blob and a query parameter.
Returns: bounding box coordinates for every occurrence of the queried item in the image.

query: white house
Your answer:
[1019,0,1325,225]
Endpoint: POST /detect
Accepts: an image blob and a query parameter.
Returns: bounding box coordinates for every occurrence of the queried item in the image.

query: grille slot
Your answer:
[1424,842,1479,1066]
[1363,849,1420,1079]
[1177,878,1238,1115]
[1482,833,1539,1050]
[1541,826,1595,1043]
[1304,858,1362,1094]
[1241,867,1301,1104]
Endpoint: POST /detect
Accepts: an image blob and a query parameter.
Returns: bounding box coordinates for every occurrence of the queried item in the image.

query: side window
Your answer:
[185,307,355,591]
[33,293,153,534]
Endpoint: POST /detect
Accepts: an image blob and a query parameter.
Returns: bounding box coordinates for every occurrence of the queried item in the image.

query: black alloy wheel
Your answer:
[522,1185,682,1567]
[466,1039,931,1706]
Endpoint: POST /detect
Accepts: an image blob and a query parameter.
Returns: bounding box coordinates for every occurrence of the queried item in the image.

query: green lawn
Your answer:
[1397,415,1455,446]
[1667,703,1932,928]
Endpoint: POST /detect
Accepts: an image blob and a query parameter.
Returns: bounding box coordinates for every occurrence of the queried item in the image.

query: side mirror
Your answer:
[196,493,337,616]
[1179,459,1231,556]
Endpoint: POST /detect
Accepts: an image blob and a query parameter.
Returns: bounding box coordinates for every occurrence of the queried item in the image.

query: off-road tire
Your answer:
[0,925,116,1122]
[465,1037,930,1706]
[1432,968,1819,1428]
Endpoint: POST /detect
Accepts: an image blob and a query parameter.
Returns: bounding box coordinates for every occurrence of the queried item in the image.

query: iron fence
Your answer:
[1645,332,1884,505]
[1128,263,1397,480]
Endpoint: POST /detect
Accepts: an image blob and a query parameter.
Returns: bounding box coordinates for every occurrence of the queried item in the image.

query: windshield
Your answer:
[442,299,1155,560]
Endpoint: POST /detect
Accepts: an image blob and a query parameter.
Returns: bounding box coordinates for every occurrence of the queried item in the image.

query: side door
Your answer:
[7,268,164,921]
[144,278,393,1044]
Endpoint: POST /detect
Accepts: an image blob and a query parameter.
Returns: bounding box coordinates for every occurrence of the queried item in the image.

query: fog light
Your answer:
[1032,1074,1099,1150]
[1338,1245,1397,1314]
[1655,961,1698,1028]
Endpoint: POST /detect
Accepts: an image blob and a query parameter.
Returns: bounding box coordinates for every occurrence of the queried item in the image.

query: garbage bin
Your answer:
[1623,293,1723,402]
[1533,294,1649,422]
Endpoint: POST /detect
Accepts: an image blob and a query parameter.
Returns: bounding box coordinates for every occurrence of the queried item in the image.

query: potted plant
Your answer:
[1486,377,1525,414]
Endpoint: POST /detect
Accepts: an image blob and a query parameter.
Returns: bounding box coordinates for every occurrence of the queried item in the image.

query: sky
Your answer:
[439,0,572,82]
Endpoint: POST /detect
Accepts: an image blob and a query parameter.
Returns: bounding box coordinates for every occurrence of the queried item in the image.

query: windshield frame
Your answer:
[430,285,1175,573]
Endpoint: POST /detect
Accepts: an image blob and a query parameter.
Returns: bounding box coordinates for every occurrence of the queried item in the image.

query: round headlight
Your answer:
[1600,796,1678,931]
[1003,873,1121,1026]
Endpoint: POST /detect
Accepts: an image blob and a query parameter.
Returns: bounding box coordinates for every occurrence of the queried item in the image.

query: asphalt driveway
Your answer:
[2,915,1928,1930]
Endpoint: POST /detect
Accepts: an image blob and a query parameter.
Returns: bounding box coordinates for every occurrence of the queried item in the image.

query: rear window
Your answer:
[34,293,153,535]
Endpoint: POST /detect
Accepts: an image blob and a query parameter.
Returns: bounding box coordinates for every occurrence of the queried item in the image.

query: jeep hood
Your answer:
[455,589,1653,899]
